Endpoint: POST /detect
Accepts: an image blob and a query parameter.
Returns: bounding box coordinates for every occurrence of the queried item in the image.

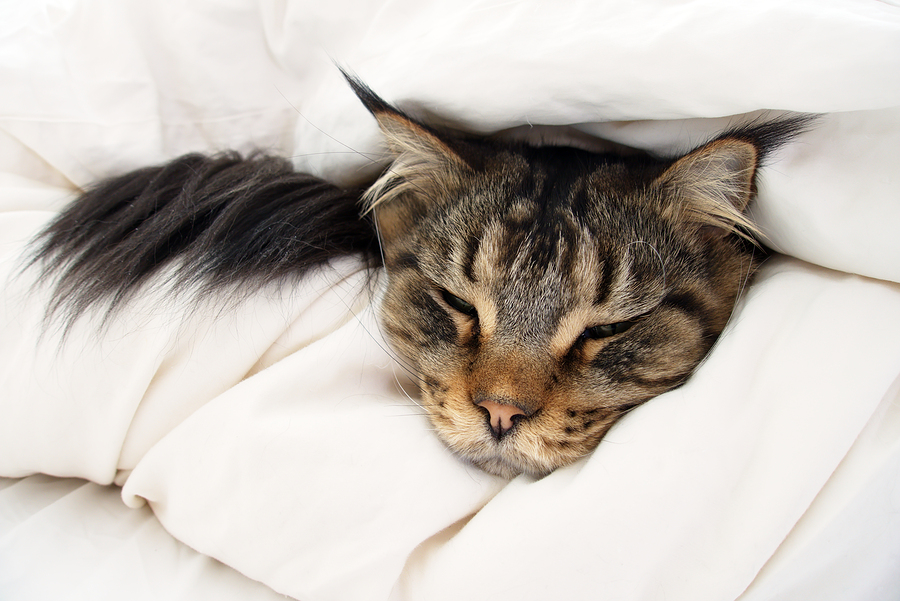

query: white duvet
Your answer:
[1,1,899,600]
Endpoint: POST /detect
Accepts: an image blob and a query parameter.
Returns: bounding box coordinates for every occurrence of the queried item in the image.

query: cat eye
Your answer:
[440,289,478,318]
[581,321,634,340]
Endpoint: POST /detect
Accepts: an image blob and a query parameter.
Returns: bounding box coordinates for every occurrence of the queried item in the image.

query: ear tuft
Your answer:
[340,69,397,118]
[339,69,471,215]
[656,114,816,241]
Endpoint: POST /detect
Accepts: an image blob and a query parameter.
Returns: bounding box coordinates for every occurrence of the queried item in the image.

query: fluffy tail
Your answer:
[28,152,379,327]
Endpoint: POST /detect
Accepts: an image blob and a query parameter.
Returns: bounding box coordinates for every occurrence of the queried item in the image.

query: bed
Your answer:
[2,1,899,599]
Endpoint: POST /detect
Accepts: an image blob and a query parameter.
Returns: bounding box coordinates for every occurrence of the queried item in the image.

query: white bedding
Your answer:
[2,1,900,600]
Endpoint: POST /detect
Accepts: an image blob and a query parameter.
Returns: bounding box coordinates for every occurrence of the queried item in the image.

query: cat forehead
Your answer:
[411,202,665,322]
[486,143,652,194]
[437,155,668,255]
[455,144,664,224]
[386,144,686,315]
[412,151,672,277]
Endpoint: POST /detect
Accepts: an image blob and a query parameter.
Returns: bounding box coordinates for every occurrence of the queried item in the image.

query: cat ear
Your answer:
[654,137,760,240]
[342,71,475,243]
[654,115,815,240]
[346,76,466,166]
[342,72,471,201]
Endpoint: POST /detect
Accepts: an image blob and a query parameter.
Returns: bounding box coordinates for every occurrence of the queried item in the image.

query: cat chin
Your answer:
[440,434,564,479]
[468,452,558,480]
[422,395,593,479]
[474,459,527,480]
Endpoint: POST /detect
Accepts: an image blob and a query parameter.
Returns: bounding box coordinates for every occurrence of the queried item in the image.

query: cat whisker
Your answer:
[385,413,430,418]
[287,151,384,160]
[385,349,426,385]
[276,84,436,207]
[276,85,383,168]
[324,266,428,387]
[388,375,428,410]
[359,218,436,391]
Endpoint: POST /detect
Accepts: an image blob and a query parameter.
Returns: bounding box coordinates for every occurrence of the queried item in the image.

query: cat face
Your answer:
[345,76,801,477]
[376,143,757,477]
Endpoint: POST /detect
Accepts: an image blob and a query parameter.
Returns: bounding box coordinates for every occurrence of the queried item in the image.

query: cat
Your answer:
[27,73,813,478]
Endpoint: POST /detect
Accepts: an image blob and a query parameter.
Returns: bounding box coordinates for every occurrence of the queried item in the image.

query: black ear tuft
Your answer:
[338,67,413,121]
[338,69,475,226]
[654,113,817,240]
[339,67,401,119]
[714,114,819,166]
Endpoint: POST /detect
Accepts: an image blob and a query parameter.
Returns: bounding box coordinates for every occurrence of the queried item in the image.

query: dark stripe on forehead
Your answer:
[555,214,587,283]
[499,210,577,276]
[473,148,612,288]
[594,250,614,306]
[497,224,529,273]
[462,230,482,283]
[508,164,541,204]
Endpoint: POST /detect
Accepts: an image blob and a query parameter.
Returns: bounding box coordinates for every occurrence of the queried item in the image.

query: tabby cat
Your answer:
[30,74,812,478]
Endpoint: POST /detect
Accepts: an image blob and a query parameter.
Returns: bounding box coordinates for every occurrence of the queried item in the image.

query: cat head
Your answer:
[346,74,811,478]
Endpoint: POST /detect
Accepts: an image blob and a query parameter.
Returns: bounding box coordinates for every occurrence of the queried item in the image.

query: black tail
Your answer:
[28,152,380,327]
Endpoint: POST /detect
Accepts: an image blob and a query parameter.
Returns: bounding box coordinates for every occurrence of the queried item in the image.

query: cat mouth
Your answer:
[420,390,589,478]
[464,441,557,479]
[435,419,565,479]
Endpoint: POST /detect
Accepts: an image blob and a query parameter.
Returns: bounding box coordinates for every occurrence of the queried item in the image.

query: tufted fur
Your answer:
[28,75,814,476]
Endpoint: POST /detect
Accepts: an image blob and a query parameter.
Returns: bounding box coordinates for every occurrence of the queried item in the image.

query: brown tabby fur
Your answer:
[31,74,811,478]
[351,79,807,477]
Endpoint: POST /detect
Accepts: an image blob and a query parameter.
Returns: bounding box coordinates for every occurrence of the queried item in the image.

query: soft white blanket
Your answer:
[1,1,899,600]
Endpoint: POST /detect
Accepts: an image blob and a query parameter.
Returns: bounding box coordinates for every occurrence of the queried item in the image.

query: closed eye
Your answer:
[581,321,634,340]
[441,289,478,318]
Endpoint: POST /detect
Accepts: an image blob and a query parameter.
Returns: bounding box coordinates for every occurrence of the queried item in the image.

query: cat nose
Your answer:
[476,398,527,439]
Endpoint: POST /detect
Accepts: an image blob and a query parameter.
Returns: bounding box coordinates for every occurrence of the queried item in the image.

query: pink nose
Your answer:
[476,399,526,439]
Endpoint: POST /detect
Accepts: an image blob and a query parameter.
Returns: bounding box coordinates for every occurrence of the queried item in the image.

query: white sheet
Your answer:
[1,1,899,600]
[0,475,288,600]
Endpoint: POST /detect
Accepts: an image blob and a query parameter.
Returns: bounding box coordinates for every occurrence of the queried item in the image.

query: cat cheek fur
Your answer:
[381,278,713,478]
[359,80,812,477]
[29,71,813,479]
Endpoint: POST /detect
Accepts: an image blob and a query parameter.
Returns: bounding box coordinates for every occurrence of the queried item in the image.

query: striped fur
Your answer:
[28,75,814,477]
[355,79,814,476]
